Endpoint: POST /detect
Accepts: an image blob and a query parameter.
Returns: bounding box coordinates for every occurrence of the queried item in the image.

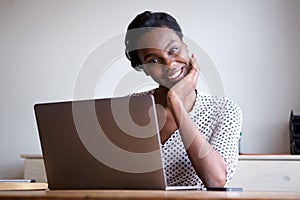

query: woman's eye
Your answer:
[149,58,159,64]
[169,47,179,54]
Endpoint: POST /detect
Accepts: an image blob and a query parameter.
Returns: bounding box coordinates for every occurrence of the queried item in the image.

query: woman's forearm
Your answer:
[187,133,226,187]
[167,92,226,187]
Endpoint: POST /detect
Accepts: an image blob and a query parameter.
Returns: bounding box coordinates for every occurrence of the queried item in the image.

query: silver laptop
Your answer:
[34,95,199,190]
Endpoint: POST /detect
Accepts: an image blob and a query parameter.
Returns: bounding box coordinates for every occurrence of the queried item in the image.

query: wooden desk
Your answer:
[0,190,300,200]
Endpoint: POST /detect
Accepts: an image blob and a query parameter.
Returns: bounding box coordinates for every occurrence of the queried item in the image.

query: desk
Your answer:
[0,190,300,200]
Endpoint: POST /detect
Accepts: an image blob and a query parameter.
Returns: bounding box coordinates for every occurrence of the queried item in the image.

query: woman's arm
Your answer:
[167,90,227,187]
[167,54,227,187]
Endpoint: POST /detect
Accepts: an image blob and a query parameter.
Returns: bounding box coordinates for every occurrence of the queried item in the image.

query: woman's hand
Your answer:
[166,54,199,141]
[170,54,199,99]
[167,54,199,112]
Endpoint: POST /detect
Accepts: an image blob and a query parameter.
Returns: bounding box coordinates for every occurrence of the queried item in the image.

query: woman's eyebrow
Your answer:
[143,53,157,62]
[142,40,178,61]
[164,40,177,49]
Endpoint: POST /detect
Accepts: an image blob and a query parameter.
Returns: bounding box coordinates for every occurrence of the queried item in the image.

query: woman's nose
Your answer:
[164,56,176,69]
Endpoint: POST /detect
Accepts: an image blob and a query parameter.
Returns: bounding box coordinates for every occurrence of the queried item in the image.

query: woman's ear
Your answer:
[137,65,149,76]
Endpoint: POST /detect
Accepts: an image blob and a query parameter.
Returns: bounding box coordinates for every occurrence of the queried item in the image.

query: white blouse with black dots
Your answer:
[133,89,243,190]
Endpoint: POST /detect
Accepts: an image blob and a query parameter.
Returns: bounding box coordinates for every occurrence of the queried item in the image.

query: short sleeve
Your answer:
[209,98,243,182]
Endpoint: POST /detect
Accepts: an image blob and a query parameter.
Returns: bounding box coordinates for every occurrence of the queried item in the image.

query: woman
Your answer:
[125,11,242,189]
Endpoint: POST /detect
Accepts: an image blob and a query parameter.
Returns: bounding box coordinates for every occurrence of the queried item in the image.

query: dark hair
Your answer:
[125,11,183,70]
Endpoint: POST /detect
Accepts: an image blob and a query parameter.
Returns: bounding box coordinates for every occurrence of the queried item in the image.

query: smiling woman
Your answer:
[124,11,243,190]
[135,28,190,89]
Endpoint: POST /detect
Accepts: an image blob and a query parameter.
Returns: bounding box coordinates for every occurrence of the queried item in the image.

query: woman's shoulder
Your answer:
[197,92,229,102]
[130,88,156,96]
[195,92,242,116]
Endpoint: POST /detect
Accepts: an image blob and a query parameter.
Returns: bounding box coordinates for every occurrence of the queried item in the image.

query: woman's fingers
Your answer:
[184,53,199,90]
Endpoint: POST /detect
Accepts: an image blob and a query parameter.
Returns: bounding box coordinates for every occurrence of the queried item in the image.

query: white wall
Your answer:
[1,0,300,178]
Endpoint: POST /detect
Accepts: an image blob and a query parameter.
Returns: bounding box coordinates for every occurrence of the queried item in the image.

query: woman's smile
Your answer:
[168,67,182,79]
[165,64,189,82]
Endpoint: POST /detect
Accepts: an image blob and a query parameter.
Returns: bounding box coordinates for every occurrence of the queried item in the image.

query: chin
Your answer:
[163,79,183,89]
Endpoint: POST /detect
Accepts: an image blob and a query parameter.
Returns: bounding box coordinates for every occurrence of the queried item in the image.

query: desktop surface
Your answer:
[1,190,300,200]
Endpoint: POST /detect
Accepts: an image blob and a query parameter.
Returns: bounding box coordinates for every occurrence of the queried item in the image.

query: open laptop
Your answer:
[34,95,200,190]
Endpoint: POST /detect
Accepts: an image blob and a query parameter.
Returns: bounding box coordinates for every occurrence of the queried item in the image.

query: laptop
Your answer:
[34,95,200,190]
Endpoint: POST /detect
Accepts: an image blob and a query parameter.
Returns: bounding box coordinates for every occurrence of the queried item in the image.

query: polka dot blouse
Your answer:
[133,89,243,190]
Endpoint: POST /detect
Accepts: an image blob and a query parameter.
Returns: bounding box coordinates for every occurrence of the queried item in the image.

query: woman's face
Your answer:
[136,28,190,89]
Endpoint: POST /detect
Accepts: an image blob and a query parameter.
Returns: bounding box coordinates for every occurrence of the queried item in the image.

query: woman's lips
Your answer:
[168,68,182,79]
[167,65,188,81]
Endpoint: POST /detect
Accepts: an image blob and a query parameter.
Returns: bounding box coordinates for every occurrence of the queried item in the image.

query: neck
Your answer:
[154,85,196,112]
[154,85,169,107]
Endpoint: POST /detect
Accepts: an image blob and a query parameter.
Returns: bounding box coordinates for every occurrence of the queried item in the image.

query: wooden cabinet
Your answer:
[21,154,300,191]
[227,155,300,191]
[21,154,47,183]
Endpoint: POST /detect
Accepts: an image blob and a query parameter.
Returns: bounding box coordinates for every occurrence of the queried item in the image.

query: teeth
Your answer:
[169,70,181,79]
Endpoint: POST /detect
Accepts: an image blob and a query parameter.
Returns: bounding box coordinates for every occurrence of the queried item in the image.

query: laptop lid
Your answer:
[34,95,167,190]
